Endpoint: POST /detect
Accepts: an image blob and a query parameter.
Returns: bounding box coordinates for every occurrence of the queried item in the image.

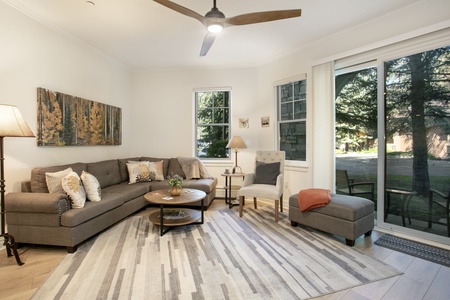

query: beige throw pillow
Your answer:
[149,160,164,181]
[45,167,73,194]
[62,171,86,208]
[80,171,101,202]
[127,162,151,184]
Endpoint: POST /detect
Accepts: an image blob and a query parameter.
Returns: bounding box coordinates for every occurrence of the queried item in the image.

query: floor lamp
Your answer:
[226,136,247,174]
[0,104,35,266]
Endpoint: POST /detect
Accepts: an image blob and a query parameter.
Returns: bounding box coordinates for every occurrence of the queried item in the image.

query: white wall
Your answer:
[0,2,132,192]
[131,67,259,186]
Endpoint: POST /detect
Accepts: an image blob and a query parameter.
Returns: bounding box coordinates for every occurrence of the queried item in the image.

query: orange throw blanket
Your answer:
[298,188,331,212]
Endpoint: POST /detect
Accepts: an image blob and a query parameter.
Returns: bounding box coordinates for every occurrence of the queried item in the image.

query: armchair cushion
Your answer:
[254,161,280,185]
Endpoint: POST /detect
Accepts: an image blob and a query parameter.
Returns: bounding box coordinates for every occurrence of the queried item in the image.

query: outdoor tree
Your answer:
[335,68,378,151]
[385,46,450,196]
[196,91,229,158]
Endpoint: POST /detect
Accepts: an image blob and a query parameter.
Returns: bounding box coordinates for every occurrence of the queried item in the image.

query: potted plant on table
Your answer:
[168,174,183,196]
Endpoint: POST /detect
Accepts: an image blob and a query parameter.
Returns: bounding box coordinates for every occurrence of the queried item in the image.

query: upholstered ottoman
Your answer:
[289,193,374,246]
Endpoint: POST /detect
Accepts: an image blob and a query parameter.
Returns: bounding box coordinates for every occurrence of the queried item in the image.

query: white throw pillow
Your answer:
[46,167,73,194]
[62,171,86,208]
[127,162,151,184]
[149,160,164,181]
[80,171,101,202]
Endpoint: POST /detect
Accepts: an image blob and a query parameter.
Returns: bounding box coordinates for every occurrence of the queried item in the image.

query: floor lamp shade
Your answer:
[226,136,247,174]
[0,104,35,265]
[0,104,35,137]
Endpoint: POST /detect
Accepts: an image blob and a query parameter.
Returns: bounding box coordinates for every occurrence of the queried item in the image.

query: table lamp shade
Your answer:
[226,136,247,174]
[226,136,247,149]
[0,104,35,137]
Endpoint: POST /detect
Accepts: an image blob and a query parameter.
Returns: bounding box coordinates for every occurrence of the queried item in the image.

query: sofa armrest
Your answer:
[5,192,71,214]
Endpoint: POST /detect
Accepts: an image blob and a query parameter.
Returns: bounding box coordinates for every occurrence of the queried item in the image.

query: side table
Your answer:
[221,173,245,208]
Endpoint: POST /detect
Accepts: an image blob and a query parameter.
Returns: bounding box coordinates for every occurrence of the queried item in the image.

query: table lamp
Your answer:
[0,104,35,266]
[226,136,247,174]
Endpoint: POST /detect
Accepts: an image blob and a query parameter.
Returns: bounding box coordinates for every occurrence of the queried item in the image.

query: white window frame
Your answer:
[275,74,307,162]
[193,87,231,160]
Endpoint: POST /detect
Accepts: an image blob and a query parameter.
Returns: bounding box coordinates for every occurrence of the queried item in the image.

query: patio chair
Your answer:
[238,151,285,222]
[428,188,450,237]
[336,169,375,201]
[385,188,416,226]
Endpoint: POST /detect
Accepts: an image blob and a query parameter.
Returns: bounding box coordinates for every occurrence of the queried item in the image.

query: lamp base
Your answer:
[1,233,24,266]
[232,166,243,174]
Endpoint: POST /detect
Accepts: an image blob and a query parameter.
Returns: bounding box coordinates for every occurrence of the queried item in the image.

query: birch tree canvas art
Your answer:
[37,87,121,146]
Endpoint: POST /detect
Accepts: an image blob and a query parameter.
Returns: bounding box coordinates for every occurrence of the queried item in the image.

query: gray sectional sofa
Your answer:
[5,157,217,253]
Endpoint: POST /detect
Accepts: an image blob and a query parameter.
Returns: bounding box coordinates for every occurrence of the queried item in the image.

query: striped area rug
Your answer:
[32,207,401,300]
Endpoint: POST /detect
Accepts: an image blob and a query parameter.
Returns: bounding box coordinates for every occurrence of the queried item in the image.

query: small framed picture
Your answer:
[239,118,249,128]
[261,116,270,127]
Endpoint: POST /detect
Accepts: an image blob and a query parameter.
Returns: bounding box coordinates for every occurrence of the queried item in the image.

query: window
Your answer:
[277,79,307,161]
[195,90,230,159]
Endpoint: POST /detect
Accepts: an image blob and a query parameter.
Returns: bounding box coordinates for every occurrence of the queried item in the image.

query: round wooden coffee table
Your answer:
[144,188,206,236]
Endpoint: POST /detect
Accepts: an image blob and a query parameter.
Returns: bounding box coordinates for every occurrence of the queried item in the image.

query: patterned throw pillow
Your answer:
[62,171,86,208]
[80,171,101,202]
[127,162,151,184]
[149,160,164,181]
[46,167,73,194]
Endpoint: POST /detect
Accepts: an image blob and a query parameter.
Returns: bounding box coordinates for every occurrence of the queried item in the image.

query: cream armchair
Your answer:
[238,151,285,222]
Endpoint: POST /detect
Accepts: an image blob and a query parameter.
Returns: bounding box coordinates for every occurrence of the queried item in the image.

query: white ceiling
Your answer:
[4,0,421,69]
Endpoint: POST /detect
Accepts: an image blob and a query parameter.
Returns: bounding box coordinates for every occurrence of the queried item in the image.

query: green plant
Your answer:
[168,174,183,188]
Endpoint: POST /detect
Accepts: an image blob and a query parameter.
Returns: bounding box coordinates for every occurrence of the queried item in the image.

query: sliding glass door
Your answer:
[335,44,450,244]
[335,66,378,211]
[384,46,450,239]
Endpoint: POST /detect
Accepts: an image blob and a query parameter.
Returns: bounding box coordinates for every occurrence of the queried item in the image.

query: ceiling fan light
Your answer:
[207,23,223,33]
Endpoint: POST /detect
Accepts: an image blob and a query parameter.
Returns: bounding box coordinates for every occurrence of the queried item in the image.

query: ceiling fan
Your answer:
[153,0,301,57]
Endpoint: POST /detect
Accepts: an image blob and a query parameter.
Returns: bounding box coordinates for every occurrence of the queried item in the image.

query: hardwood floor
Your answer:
[1,200,449,300]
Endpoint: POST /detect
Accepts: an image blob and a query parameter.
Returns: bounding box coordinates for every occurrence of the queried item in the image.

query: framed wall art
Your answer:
[37,87,122,146]
[239,118,249,128]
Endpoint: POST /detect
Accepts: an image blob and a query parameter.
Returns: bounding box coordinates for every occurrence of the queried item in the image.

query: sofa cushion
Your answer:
[102,181,150,202]
[118,157,141,182]
[31,163,87,193]
[86,160,122,188]
[60,194,124,227]
[46,167,72,194]
[80,171,101,202]
[177,178,218,194]
[62,171,86,208]
[167,158,186,178]
[140,157,170,178]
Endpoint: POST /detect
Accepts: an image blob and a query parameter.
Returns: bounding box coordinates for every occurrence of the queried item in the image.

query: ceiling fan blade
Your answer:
[200,33,216,57]
[153,0,206,25]
[224,9,301,26]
